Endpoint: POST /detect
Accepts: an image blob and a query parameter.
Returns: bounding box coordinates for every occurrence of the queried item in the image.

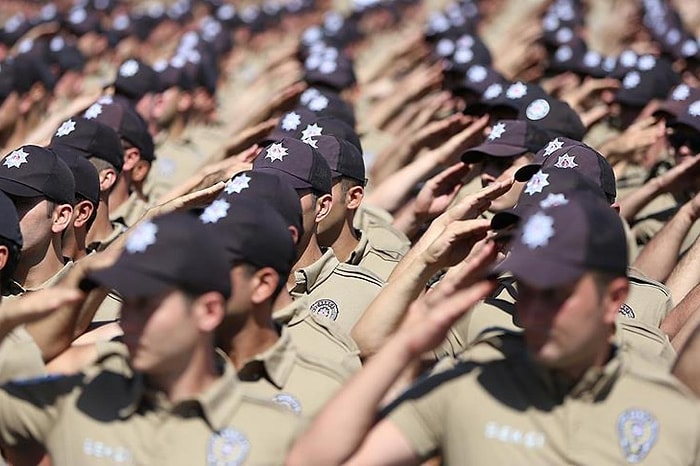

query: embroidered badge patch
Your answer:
[483,83,503,100]
[521,212,554,249]
[3,148,29,169]
[467,65,487,83]
[617,409,658,463]
[272,393,302,415]
[506,82,527,100]
[488,122,506,141]
[225,174,251,194]
[539,193,569,209]
[689,100,700,118]
[524,171,549,195]
[126,221,158,253]
[281,112,302,132]
[200,199,230,224]
[119,59,139,78]
[56,119,77,137]
[310,299,339,321]
[618,303,635,319]
[542,138,564,157]
[526,99,550,121]
[207,428,249,466]
[672,84,690,101]
[84,103,103,119]
[265,143,288,162]
[553,153,577,169]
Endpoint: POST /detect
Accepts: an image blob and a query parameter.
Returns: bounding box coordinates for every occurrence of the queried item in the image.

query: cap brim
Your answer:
[493,251,584,288]
[254,168,313,191]
[0,178,45,199]
[462,144,527,163]
[89,264,172,298]
[514,164,542,182]
[491,209,521,230]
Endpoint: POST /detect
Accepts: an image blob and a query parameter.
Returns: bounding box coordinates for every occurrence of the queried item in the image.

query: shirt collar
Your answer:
[291,248,338,295]
[273,295,309,326]
[348,230,368,265]
[237,327,297,389]
[6,261,74,296]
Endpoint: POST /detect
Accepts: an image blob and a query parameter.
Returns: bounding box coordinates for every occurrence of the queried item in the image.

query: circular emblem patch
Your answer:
[207,428,249,466]
[526,99,550,121]
[617,409,658,463]
[618,303,635,319]
[309,299,339,321]
[272,393,302,415]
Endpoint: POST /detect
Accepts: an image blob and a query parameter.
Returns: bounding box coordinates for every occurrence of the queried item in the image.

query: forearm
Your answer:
[286,337,414,466]
[352,257,437,357]
[666,235,700,306]
[364,155,437,214]
[632,204,696,282]
[618,178,663,222]
[665,283,700,349]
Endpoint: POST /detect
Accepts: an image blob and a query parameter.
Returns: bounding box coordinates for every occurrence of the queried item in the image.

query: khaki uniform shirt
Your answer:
[109,192,150,228]
[389,333,700,465]
[290,248,384,334]
[87,222,129,253]
[0,263,74,382]
[630,192,700,252]
[237,327,350,418]
[346,225,410,281]
[0,346,299,465]
[442,270,676,367]
[274,295,362,372]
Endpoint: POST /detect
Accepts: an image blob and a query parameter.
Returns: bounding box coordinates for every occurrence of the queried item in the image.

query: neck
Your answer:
[325,222,359,263]
[556,340,615,382]
[289,235,324,289]
[147,344,220,404]
[14,239,65,289]
[109,175,131,212]
[219,309,280,370]
[86,200,114,245]
[62,226,88,262]
[167,114,187,141]
[272,290,294,311]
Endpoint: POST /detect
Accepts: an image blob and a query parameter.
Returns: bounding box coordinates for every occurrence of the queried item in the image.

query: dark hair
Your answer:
[0,237,21,292]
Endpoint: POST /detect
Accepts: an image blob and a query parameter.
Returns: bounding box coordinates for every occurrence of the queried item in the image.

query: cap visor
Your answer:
[491,209,520,230]
[254,168,313,191]
[89,264,172,298]
[0,178,44,198]
[462,144,527,163]
[514,164,542,182]
[493,252,584,288]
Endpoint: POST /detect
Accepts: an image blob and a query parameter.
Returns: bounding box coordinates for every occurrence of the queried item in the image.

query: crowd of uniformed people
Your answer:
[0,0,699,464]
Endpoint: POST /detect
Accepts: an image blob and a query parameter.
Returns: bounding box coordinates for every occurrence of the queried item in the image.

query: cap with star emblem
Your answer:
[89,212,231,299]
[84,100,155,162]
[0,190,21,248]
[263,107,318,145]
[515,137,616,203]
[313,135,366,184]
[494,194,627,288]
[668,99,700,134]
[0,145,75,205]
[48,117,124,171]
[614,57,680,107]
[50,146,100,207]
[253,137,332,194]
[293,116,363,153]
[114,58,159,101]
[219,170,304,238]
[201,197,296,277]
[461,120,549,162]
[654,84,700,120]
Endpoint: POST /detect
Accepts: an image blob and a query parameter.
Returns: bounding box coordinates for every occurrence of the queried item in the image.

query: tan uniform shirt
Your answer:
[237,327,350,418]
[390,333,700,465]
[0,346,299,465]
[0,263,75,382]
[274,295,362,372]
[290,248,384,334]
[87,222,129,253]
[346,225,410,281]
[442,270,676,367]
[630,192,700,252]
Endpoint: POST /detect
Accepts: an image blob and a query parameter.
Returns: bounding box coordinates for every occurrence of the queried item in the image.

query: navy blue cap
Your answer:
[89,212,231,299]
[253,137,332,194]
[220,170,304,237]
[49,146,100,206]
[200,196,296,277]
[293,116,363,153]
[114,59,159,101]
[0,145,75,205]
[462,120,549,162]
[0,190,21,247]
[49,117,124,171]
[313,135,365,183]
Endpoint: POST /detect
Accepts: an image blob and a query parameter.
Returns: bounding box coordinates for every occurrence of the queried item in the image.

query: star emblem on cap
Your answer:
[69,8,87,24]
[308,96,328,112]
[524,171,550,195]
[666,29,680,45]
[98,95,113,105]
[637,55,656,71]
[281,112,302,132]
[543,138,564,157]
[301,123,323,141]
[521,211,555,249]
[506,82,527,99]
[623,72,641,90]
[84,103,103,119]
[453,48,474,64]
[488,122,507,141]
[555,27,573,44]
[436,38,455,57]
[555,45,573,62]
[689,101,700,117]
[539,193,569,209]
[265,143,289,162]
[126,221,158,254]
[619,50,637,68]
[56,119,77,137]
[119,59,139,78]
[200,199,230,224]
[554,153,578,169]
[483,83,503,100]
[672,84,690,101]
[303,137,319,148]
[3,148,29,169]
[467,65,487,83]
[49,36,64,52]
[319,60,337,74]
[225,173,252,194]
[300,88,320,105]
[682,40,699,57]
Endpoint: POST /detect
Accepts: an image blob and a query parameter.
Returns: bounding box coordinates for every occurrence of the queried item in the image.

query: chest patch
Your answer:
[310,299,339,321]
[617,409,658,463]
[207,428,249,466]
